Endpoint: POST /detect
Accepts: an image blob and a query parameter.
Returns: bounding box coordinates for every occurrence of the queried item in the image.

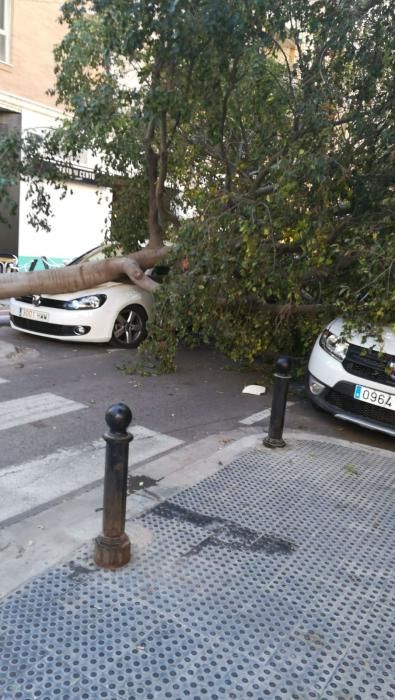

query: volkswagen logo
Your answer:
[32,295,41,306]
[386,360,395,383]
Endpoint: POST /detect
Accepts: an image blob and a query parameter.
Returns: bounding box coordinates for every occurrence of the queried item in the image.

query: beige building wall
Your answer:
[0,1,112,266]
[0,0,65,108]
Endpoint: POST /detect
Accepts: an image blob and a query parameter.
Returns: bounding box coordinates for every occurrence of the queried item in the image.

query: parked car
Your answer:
[9,246,166,349]
[307,318,395,437]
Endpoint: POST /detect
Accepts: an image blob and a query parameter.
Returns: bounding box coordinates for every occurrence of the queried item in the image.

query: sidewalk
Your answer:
[0,430,394,700]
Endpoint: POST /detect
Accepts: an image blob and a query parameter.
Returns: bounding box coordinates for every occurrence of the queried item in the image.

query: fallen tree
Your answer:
[0,246,169,298]
[0,0,393,370]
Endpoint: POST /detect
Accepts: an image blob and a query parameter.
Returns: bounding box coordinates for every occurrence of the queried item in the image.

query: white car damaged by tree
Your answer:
[8,247,168,349]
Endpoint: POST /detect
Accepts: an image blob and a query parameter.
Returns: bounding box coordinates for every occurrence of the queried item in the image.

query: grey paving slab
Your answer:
[0,438,394,700]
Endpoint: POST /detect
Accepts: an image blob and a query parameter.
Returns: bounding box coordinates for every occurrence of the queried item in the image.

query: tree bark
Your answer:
[0,246,170,299]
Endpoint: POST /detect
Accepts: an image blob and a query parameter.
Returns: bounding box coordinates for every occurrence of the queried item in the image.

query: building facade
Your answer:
[0,0,111,270]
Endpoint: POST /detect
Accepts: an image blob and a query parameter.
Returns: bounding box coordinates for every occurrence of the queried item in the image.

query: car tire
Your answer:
[111,304,148,349]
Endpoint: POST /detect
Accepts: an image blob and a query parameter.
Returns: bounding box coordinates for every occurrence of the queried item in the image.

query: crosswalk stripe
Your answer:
[0,378,9,384]
[0,425,183,524]
[239,402,295,425]
[239,408,271,425]
[0,392,86,431]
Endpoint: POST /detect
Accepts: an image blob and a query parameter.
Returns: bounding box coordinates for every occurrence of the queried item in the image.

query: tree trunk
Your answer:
[0,246,170,299]
[0,78,177,301]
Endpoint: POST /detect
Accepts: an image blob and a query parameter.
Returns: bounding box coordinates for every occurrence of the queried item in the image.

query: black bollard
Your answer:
[263,356,291,448]
[94,403,133,569]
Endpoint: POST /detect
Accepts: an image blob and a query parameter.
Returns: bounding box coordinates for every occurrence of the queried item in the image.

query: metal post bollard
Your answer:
[263,356,291,448]
[94,403,133,569]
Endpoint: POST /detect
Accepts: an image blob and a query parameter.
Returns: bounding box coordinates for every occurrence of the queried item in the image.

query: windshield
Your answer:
[67,246,106,266]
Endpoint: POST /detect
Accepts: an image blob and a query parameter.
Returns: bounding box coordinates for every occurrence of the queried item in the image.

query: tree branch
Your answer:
[156,110,169,228]
[219,56,241,193]
[145,115,164,248]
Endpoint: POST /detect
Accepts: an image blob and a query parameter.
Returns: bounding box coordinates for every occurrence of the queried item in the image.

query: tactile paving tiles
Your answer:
[0,439,394,699]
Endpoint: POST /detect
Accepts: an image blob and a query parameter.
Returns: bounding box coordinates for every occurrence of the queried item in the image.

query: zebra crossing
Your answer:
[0,374,188,596]
[0,426,184,526]
[0,392,86,431]
[0,379,184,529]
[0,369,274,597]
[239,402,295,425]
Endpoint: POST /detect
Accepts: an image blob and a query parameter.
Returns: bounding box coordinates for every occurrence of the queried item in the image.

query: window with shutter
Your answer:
[0,0,10,64]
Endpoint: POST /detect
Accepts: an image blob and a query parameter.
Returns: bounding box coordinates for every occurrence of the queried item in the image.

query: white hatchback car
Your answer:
[9,246,163,349]
[307,318,395,437]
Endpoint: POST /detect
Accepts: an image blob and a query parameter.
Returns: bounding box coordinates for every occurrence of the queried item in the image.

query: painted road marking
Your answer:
[0,392,86,431]
[0,426,184,523]
[239,402,295,425]
[0,378,9,384]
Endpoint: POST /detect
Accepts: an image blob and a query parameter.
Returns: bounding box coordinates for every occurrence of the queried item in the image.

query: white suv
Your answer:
[307,318,395,437]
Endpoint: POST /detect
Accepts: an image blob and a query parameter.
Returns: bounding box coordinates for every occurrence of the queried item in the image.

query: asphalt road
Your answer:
[0,322,393,472]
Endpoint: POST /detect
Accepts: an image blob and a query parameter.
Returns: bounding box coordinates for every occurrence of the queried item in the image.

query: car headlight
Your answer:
[319,329,349,362]
[64,294,107,310]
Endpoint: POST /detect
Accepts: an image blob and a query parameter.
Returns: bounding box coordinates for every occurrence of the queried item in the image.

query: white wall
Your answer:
[18,181,112,262]
[17,105,112,262]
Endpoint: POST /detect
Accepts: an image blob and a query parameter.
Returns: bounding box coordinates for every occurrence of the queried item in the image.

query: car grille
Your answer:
[343,343,395,388]
[14,295,66,309]
[326,383,395,427]
[10,314,90,337]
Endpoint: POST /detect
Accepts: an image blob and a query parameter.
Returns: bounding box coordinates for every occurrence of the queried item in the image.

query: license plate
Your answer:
[354,384,395,411]
[19,307,49,322]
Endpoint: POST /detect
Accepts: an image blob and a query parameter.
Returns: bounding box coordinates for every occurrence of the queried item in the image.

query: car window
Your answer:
[68,245,125,266]
[67,246,106,266]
